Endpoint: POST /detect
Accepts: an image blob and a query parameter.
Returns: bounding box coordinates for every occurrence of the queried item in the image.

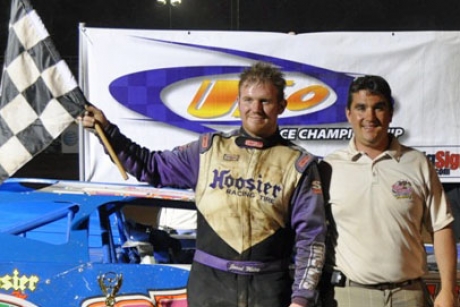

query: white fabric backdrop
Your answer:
[79,28,460,185]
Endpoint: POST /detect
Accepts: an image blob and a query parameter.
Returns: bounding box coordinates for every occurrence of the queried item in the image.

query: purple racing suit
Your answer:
[100,125,326,307]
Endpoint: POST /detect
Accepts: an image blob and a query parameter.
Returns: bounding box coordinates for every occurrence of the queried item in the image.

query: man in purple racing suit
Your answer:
[81,62,326,307]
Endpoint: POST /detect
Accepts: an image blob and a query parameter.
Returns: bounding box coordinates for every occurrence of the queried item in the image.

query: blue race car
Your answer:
[0,177,458,306]
[0,177,196,307]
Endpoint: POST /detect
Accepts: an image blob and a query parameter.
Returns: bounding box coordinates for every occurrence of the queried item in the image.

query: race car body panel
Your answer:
[0,178,194,306]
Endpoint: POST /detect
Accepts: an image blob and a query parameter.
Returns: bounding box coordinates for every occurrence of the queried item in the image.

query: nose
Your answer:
[364,107,376,120]
[251,100,264,112]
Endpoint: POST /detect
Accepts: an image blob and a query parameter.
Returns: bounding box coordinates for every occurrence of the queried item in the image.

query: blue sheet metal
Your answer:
[0,177,194,307]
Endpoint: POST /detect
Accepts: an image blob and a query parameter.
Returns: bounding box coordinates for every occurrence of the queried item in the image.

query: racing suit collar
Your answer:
[236,127,286,149]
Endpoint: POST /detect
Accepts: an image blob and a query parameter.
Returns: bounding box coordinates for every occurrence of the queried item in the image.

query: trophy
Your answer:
[97,272,123,307]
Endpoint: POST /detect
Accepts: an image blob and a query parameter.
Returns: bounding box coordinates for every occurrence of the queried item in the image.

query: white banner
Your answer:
[80,28,460,183]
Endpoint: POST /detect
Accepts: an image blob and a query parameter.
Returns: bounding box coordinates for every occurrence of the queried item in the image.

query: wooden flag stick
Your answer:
[94,122,129,180]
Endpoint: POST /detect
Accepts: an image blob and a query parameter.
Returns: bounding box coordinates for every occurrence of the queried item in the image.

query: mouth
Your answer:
[248,115,266,122]
[362,123,380,130]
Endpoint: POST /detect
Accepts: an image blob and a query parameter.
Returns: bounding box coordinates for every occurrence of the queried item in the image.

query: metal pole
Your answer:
[78,22,86,181]
[236,0,239,30]
[169,3,172,29]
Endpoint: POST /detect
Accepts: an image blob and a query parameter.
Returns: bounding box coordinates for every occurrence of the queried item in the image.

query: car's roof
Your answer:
[0,177,196,222]
[0,177,196,263]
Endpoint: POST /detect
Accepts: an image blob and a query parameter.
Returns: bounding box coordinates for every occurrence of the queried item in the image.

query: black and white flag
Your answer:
[0,0,86,181]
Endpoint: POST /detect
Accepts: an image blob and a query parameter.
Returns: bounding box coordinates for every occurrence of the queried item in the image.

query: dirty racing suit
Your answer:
[102,125,326,307]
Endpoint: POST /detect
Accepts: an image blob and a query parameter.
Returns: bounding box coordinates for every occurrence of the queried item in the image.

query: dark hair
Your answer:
[239,62,286,102]
[347,75,393,112]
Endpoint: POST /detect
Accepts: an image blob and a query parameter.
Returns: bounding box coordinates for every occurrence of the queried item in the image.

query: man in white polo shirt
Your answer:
[320,75,458,307]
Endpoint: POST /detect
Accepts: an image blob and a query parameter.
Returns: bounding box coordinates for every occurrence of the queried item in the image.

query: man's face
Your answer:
[238,81,286,138]
[346,90,393,152]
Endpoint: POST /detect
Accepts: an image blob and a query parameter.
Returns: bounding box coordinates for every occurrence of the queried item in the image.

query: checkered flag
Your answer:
[0,0,86,182]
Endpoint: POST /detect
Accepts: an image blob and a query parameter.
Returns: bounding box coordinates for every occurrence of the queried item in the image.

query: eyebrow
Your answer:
[353,101,388,108]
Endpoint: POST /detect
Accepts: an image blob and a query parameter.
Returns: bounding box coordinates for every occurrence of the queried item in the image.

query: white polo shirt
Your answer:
[324,136,453,284]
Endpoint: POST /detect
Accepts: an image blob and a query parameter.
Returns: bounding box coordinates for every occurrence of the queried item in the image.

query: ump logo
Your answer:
[392,180,413,199]
[109,38,356,134]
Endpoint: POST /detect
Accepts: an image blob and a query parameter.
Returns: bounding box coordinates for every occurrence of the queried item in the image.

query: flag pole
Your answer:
[94,123,129,180]
[78,120,86,181]
[78,22,86,181]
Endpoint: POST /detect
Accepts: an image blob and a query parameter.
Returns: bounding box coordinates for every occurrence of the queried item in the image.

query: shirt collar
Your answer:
[348,134,402,162]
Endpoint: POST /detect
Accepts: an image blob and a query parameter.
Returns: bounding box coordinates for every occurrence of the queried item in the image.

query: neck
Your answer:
[356,135,392,160]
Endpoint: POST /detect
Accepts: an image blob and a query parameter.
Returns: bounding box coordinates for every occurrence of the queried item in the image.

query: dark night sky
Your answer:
[2,0,460,60]
[2,0,460,179]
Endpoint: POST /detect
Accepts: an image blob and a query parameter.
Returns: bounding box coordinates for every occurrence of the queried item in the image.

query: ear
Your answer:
[345,108,351,123]
[278,99,287,114]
